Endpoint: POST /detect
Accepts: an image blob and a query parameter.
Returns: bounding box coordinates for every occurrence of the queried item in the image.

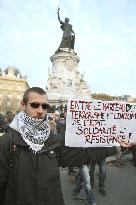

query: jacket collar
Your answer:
[10,128,61,153]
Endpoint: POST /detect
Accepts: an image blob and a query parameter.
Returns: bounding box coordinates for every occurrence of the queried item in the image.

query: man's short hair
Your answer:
[22,87,46,103]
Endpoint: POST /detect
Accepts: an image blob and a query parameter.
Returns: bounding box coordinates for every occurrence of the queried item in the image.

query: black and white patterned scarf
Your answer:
[10,111,50,153]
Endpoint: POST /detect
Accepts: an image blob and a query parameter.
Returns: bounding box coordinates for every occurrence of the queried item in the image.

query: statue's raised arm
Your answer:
[56,7,75,50]
[57,6,63,24]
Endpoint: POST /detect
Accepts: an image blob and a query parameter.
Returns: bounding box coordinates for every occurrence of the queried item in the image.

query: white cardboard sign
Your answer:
[65,99,136,147]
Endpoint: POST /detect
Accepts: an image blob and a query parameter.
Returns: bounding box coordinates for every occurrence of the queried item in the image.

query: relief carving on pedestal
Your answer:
[65,59,75,71]
[47,77,59,89]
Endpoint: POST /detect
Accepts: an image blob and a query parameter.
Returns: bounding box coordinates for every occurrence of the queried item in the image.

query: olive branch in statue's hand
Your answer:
[57,6,60,14]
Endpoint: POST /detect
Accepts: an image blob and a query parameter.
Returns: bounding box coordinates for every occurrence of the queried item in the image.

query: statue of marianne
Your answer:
[57,7,75,50]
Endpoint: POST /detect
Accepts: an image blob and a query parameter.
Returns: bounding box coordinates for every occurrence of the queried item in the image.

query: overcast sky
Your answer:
[0,0,136,97]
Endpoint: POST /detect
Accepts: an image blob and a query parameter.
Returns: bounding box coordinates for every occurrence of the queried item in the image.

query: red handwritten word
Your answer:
[114,112,136,120]
[70,110,106,120]
[72,119,105,127]
[85,134,127,144]
[76,125,117,135]
[70,100,92,111]
[102,102,126,112]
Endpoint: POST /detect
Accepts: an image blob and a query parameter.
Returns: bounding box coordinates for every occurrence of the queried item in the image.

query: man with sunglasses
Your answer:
[0,87,85,205]
[0,87,117,205]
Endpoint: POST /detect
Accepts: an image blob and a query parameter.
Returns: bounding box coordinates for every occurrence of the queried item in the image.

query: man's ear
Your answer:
[20,101,26,111]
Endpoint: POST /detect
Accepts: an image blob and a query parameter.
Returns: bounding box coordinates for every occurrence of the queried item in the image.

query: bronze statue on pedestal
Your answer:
[57,7,75,50]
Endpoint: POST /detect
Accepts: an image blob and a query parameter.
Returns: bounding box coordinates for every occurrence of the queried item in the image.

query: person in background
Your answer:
[48,114,58,135]
[73,165,96,205]
[55,113,60,123]
[73,146,117,203]
[4,111,14,133]
[89,147,113,196]
[90,158,106,196]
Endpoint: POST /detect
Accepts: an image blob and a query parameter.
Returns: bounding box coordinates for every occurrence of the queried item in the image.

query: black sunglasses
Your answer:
[29,102,50,110]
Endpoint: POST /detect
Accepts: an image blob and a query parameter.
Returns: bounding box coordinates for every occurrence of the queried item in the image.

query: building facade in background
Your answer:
[0,66,29,114]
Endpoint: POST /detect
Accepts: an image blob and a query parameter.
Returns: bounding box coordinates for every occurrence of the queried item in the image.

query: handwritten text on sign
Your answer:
[65,99,136,147]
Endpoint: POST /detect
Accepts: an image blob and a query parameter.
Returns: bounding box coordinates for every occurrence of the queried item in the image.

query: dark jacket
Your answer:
[0,128,117,205]
[0,129,88,205]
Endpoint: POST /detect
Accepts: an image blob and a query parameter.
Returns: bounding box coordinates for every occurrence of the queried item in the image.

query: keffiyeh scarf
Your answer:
[10,111,50,153]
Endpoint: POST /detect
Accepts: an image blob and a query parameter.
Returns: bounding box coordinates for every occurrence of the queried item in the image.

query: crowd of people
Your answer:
[0,111,14,134]
[0,87,135,205]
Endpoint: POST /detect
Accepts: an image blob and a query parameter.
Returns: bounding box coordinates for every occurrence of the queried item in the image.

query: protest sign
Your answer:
[65,99,136,147]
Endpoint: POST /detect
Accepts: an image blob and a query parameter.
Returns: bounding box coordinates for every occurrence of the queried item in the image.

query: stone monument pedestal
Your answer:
[46,48,91,109]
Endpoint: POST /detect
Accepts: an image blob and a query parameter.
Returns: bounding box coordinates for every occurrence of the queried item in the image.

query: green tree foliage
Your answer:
[91,93,114,101]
